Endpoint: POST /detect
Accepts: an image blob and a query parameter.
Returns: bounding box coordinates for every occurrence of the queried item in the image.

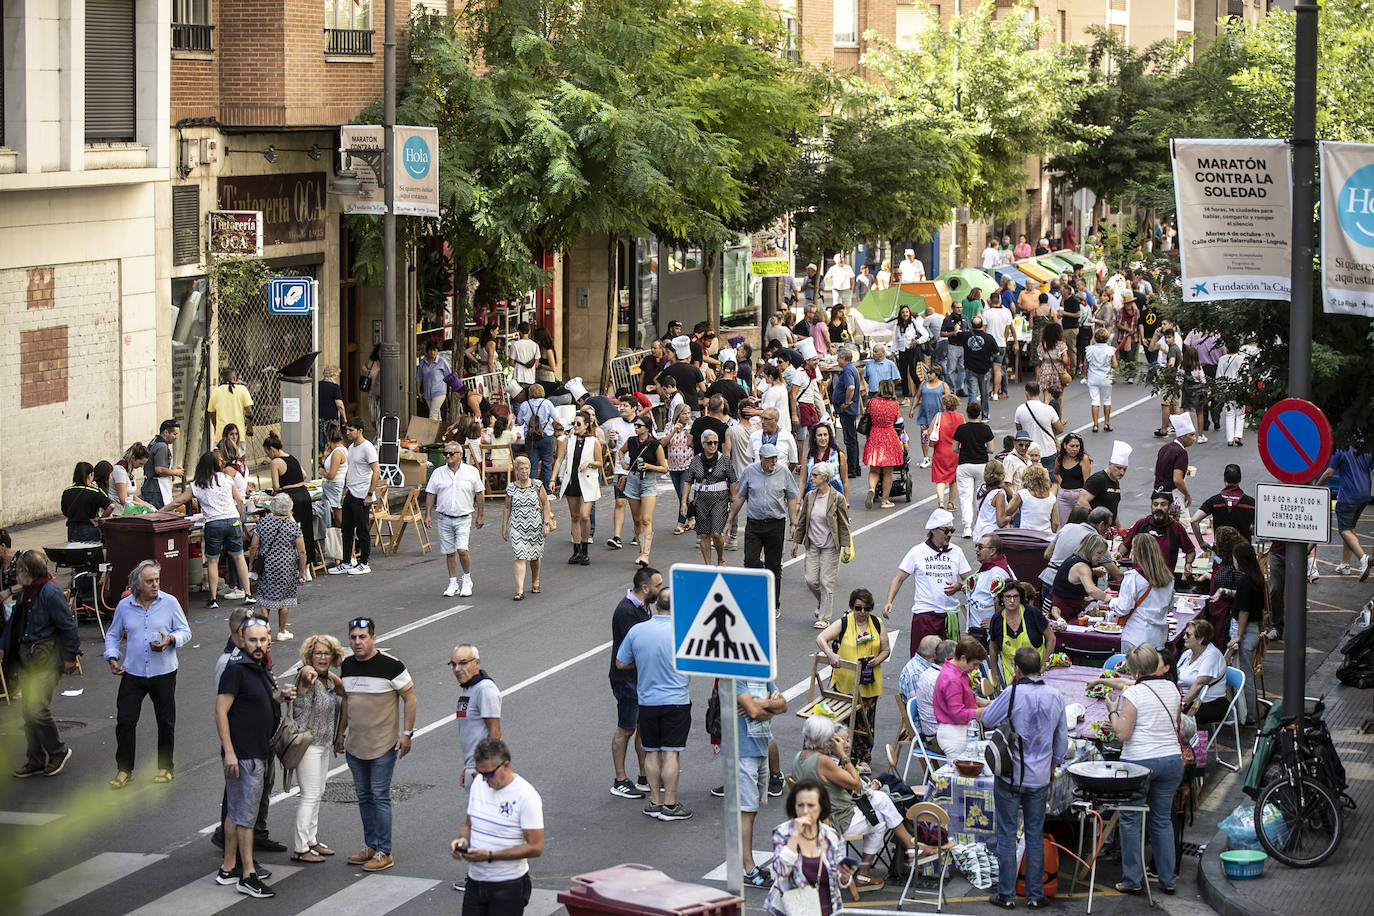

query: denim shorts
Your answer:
[1335,500,1368,533]
[203,518,244,559]
[225,756,267,827]
[623,472,660,500]
[437,513,473,554]
[610,678,638,731]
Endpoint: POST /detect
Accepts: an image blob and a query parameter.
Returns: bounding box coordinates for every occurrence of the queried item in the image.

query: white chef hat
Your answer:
[672,335,692,359]
[565,376,587,401]
[925,508,954,531]
[1170,413,1195,438]
[796,338,818,361]
[1110,440,1133,466]
[716,347,736,365]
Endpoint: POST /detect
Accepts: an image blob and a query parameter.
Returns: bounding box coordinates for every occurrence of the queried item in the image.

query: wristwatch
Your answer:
[402,729,415,737]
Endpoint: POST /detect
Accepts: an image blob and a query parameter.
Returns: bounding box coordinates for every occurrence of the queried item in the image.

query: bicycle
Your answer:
[1249,696,1352,868]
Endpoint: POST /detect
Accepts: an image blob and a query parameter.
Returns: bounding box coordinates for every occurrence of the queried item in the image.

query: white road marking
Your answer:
[0,811,61,826]
[701,852,774,881]
[22,852,168,916]
[293,875,440,916]
[124,866,303,916]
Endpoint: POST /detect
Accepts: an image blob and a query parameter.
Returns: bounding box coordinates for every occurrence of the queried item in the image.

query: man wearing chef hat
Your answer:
[882,508,972,656]
[1154,413,1197,507]
[659,335,706,413]
[1077,440,1132,524]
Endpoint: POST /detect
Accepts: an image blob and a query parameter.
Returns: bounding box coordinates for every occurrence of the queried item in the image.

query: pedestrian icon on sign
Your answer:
[705,594,742,659]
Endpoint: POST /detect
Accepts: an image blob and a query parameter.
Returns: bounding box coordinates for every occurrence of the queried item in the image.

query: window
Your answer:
[784,16,800,62]
[173,186,201,266]
[895,5,929,50]
[172,0,213,51]
[667,246,702,273]
[834,0,857,45]
[86,0,137,143]
[325,0,373,55]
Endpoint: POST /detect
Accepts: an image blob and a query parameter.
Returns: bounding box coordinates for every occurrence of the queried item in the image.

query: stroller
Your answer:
[887,417,914,502]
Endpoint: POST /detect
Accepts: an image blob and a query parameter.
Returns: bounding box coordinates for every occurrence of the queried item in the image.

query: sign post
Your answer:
[671,563,776,897]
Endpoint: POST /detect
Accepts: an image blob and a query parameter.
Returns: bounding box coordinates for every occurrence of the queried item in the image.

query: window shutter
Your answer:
[86,0,137,143]
[173,186,201,266]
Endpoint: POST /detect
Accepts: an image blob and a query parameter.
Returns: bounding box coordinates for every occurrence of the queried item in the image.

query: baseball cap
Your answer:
[759,443,781,459]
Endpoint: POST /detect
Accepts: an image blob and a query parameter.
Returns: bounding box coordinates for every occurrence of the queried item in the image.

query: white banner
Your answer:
[1320,140,1374,318]
[394,125,440,217]
[1171,138,1292,302]
[340,125,385,215]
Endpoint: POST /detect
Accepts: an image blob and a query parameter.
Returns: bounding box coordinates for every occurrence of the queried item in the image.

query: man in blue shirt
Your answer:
[981,647,1068,910]
[616,588,692,821]
[103,559,192,787]
[735,679,787,887]
[1317,445,1374,579]
[831,348,863,478]
[415,340,451,422]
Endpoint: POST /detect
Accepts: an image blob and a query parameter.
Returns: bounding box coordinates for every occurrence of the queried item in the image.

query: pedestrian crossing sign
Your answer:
[670,564,776,679]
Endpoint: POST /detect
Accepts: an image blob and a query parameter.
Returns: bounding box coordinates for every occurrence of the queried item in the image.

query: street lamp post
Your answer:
[380,0,399,420]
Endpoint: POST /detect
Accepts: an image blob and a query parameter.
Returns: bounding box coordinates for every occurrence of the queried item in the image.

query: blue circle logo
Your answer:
[402,135,430,180]
[1337,163,1374,248]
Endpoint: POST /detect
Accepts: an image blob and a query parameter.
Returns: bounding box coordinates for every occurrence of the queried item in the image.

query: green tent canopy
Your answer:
[854,285,932,322]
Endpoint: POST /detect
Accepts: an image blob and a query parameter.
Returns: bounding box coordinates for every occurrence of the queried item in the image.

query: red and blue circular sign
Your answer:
[1258,398,1333,484]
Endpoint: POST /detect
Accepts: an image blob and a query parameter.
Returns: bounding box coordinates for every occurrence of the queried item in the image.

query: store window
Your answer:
[634,237,660,347]
[666,246,702,273]
[719,246,756,328]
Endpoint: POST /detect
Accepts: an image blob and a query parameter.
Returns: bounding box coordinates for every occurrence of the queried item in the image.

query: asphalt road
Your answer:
[1,378,1345,916]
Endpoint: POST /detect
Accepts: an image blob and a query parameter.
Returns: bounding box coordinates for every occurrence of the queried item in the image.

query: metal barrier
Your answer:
[609,349,647,394]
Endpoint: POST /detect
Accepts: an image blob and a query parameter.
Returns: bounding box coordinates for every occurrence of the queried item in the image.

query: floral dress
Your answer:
[862,397,903,468]
[1037,341,1069,391]
[505,482,546,560]
[254,514,302,610]
[681,452,736,535]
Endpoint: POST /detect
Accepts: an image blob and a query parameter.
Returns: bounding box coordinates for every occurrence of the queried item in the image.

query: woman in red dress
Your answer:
[861,379,903,509]
[929,392,963,511]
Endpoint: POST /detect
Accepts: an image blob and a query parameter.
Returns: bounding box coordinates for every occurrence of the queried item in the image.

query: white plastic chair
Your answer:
[1217,666,1247,772]
[901,697,948,783]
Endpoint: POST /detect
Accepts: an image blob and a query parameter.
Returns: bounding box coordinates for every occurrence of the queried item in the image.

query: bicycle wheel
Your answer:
[1255,775,1342,868]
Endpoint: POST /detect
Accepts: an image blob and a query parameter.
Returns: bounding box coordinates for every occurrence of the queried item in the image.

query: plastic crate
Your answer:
[1220,849,1267,880]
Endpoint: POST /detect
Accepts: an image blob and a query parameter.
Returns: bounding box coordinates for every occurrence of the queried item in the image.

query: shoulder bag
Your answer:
[1144,681,1196,768]
[780,884,823,916]
[272,696,314,777]
[985,683,1026,784]
[1113,581,1153,625]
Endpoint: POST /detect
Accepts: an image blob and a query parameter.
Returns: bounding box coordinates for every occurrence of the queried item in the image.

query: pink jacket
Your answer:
[933,659,979,725]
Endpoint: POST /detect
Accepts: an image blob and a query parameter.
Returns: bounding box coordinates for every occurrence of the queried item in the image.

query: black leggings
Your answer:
[896,348,923,400]
[288,487,319,566]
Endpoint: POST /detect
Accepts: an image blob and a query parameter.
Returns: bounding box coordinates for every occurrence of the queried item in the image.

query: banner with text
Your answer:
[340,125,385,215]
[1320,141,1374,318]
[394,125,440,217]
[749,214,790,277]
[1171,138,1292,302]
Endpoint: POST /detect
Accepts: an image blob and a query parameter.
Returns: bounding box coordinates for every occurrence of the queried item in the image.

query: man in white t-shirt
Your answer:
[601,396,639,551]
[331,418,380,576]
[424,444,485,597]
[449,738,544,903]
[882,508,971,655]
[980,299,1015,401]
[507,322,541,387]
[450,644,501,788]
[1013,382,1063,471]
[822,253,855,308]
[980,238,1000,272]
[897,249,926,284]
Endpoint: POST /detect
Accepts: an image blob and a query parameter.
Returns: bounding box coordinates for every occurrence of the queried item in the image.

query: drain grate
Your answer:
[54,720,89,730]
[322,778,435,805]
[1181,842,1206,858]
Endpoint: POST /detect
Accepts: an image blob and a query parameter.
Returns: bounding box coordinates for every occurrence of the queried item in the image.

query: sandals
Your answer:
[109,770,133,790]
[851,874,885,892]
[513,593,525,601]
[291,851,326,864]
[310,843,335,856]
[812,618,830,630]
[673,524,688,535]
[1104,424,1113,431]
[153,769,174,784]
[531,585,541,594]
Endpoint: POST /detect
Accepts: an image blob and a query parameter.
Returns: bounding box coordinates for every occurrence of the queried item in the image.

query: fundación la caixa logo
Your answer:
[402,135,431,180]
[1338,163,1374,248]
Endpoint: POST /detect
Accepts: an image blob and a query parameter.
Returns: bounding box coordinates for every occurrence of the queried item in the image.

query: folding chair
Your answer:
[1216,666,1247,772]
[0,666,9,704]
[368,484,396,550]
[381,488,431,556]
[480,443,513,498]
[898,802,954,911]
[795,653,862,739]
[900,697,947,783]
[887,693,916,776]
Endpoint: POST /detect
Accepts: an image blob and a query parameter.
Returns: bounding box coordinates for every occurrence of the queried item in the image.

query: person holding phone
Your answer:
[763,779,856,916]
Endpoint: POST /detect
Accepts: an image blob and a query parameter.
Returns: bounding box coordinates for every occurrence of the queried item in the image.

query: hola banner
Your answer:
[394,125,440,217]
[749,214,790,277]
[1320,141,1374,318]
[1171,138,1292,302]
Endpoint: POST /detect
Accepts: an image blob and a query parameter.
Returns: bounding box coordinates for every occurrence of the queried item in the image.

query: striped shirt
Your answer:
[341,651,412,760]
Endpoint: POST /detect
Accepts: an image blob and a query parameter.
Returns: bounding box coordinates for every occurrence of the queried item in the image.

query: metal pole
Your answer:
[1283,1,1318,729]
[379,0,400,419]
[721,676,742,896]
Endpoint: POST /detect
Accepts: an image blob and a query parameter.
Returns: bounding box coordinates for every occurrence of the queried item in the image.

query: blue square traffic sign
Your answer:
[670,563,776,679]
[268,277,315,315]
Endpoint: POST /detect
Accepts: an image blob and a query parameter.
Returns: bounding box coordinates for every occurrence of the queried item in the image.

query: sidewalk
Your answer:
[1197,592,1373,915]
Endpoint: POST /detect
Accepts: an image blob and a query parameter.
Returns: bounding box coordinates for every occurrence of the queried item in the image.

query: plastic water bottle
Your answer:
[966,722,979,747]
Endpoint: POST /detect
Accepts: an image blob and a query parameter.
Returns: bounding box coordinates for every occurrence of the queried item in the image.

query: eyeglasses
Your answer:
[975,543,994,551]
[939,527,955,534]
[474,760,508,780]
[443,450,460,456]
[448,657,477,668]
[851,604,872,612]
[348,618,373,631]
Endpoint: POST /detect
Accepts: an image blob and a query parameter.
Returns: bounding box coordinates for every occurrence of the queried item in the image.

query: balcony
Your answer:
[172,23,214,53]
[325,28,373,56]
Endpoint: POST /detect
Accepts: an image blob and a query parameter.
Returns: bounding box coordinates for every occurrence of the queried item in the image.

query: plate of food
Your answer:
[1094,622,1122,634]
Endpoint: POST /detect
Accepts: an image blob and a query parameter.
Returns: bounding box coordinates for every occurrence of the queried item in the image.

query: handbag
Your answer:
[271,699,314,774]
[780,884,823,916]
[1146,682,1196,768]
[857,413,872,436]
[358,371,372,393]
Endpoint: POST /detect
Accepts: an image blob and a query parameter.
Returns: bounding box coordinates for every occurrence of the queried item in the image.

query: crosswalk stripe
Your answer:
[22,852,168,916]
[123,866,302,916]
[701,852,774,881]
[524,888,565,916]
[293,875,440,916]
[0,811,61,826]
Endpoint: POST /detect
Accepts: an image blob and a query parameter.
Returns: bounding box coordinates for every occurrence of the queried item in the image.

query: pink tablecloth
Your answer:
[1054,593,1207,654]
[1042,665,1114,739]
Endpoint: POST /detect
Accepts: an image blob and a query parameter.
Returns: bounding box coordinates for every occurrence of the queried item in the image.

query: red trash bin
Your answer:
[558,864,743,916]
[101,512,193,611]
[996,526,1053,587]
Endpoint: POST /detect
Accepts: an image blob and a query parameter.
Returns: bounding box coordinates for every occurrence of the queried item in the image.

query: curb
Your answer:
[1197,828,1281,916]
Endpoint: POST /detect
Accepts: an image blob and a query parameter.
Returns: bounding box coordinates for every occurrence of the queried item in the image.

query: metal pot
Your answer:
[1066,760,1149,797]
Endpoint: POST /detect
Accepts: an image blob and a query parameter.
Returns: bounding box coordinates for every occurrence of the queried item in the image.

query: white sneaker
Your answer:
[1197,434,1209,443]
[328,563,353,575]
[348,563,372,576]
[223,588,246,600]
[1360,555,1371,579]
[443,581,460,597]
[919,457,931,469]
[459,577,473,597]
[276,630,294,641]
[1334,563,1352,575]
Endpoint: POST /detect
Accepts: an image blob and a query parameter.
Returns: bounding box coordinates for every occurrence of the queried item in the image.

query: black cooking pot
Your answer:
[1066,760,1149,796]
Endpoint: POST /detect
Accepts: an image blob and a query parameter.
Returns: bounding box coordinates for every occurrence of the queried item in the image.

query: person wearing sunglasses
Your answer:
[619,415,667,567]
[882,508,971,657]
[450,738,544,905]
[814,589,888,766]
[450,644,501,789]
[424,442,486,597]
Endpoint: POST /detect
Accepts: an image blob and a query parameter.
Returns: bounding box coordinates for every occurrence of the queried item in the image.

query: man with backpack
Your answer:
[981,647,1067,910]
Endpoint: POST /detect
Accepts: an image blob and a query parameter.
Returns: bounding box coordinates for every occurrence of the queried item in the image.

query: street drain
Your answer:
[323,778,435,804]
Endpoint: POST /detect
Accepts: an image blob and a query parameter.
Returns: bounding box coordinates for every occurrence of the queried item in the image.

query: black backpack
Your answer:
[705,679,722,742]
[985,684,1026,784]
